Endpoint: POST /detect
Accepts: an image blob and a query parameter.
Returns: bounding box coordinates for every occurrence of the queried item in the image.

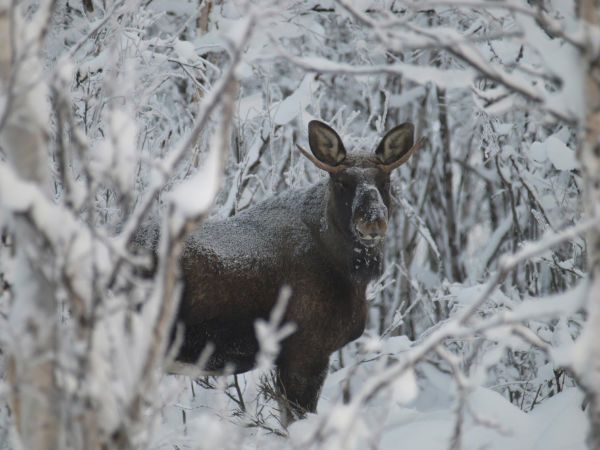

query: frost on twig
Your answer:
[254,286,297,372]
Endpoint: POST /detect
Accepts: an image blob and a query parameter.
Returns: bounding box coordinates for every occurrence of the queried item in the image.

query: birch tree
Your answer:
[0,1,58,448]
[0,0,252,448]
[575,0,600,447]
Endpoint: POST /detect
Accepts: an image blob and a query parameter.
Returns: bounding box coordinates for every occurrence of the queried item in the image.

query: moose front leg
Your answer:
[276,357,329,427]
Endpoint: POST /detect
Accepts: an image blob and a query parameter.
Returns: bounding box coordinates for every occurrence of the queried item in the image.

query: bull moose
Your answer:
[169,120,424,424]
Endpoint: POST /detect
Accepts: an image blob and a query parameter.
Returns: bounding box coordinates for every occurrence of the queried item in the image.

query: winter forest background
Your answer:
[1,0,600,449]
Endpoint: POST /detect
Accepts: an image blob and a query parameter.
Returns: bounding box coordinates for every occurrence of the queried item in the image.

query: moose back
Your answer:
[170,120,423,423]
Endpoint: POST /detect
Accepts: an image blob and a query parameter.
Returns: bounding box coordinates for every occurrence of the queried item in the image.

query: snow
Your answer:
[530,141,548,163]
[173,39,197,61]
[451,282,513,309]
[146,0,197,15]
[272,74,317,125]
[466,216,512,280]
[291,56,477,89]
[514,11,586,121]
[527,388,587,450]
[330,368,587,450]
[388,86,427,108]
[546,136,579,171]
[56,56,75,83]
[391,367,418,404]
[238,74,317,125]
[151,359,588,450]
[168,136,221,228]
[237,93,264,121]
[110,109,138,191]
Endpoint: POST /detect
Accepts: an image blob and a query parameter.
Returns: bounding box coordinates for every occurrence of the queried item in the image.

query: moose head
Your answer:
[298,120,424,258]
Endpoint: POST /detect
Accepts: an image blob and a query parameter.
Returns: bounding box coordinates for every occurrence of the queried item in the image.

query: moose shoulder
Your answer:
[170,120,424,423]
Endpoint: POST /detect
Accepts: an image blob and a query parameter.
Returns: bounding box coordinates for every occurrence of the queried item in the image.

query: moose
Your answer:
[169,120,424,423]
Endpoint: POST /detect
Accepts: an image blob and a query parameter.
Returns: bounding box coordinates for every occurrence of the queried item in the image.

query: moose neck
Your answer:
[319,184,385,287]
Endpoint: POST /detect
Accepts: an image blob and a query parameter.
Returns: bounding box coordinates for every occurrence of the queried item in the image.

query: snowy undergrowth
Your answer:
[150,335,587,450]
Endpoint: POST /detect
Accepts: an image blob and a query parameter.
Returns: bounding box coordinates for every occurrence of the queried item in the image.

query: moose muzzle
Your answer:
[352,186,388,247]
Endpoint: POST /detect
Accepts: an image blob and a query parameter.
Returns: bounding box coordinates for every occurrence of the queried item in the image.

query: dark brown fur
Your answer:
[170,121,421,422]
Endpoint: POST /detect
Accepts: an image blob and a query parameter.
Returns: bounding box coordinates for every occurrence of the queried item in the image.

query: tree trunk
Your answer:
[577,1,600,448]
[0,2,60,449]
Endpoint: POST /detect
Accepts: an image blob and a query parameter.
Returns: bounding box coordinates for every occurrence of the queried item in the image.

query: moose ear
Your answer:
[307,120,347,167]
[375,123,416,167]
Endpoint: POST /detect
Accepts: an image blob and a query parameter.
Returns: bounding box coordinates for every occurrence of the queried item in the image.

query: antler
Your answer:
[296,145,346,174]
[379,137,427,173]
